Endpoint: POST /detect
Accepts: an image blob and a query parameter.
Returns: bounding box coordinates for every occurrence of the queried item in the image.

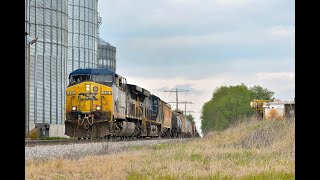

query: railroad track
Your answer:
[25,137,184,147]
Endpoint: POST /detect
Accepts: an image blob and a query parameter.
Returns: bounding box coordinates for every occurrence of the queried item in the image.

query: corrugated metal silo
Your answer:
[25,0,29,136]
[28,0,68,127]
[25,0,29,35]
[98,38,117,72]
[67,0,100,76]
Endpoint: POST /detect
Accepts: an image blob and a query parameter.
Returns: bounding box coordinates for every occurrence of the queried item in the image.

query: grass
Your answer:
[38,137,71,140]
[130,145,143,151]
[152,143,171,150]
[26,117,295,179]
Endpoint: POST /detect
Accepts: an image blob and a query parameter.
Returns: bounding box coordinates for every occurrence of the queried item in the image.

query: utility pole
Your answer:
[185,110,196,115]
[183,101,193,116]
[163,88,189,111]
[26,34,38,138]
[25,0,30,139]
[26,40,30,138]
[167,100,193,116]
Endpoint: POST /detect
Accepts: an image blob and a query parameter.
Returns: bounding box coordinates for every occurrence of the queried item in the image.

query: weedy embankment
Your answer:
[26,118,294,179]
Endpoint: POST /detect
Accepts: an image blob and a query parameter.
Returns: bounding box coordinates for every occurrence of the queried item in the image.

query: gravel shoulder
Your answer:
[25,138,189,160]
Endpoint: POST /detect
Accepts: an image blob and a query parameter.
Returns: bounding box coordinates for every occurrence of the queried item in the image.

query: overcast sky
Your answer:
[98,0,295,135]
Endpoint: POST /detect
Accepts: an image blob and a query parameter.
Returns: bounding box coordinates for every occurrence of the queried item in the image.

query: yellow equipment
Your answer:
[250,99,270,120]
[28,128,38,139]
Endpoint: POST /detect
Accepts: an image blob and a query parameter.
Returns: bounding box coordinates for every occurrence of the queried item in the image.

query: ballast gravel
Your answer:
[25,138,189,160]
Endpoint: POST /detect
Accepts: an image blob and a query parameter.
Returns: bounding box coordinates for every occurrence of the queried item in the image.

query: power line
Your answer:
[167,100,193,116]
[185,110,196,114]
[163,88,189,111]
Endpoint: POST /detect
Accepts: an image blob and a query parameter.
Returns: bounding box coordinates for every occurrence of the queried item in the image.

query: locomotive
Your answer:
[65,68,198,139]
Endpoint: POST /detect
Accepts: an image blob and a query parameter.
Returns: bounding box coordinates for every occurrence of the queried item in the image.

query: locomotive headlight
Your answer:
[96,106,101,110]
[86,84,90,91]
[72,106,77,111]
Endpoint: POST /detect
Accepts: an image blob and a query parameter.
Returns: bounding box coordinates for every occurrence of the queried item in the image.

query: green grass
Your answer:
[127,171,294,180]
[216,150,256,166]
[127,171,147,180]
[189,153,204,161]
[131,145,143,151]
[188,153,210,165]
[127,171,235,180]
[173,150,187,161]
[241,171,294,180]
[152,143,171,150]
[127,171,178,180]
[39,137,70,140]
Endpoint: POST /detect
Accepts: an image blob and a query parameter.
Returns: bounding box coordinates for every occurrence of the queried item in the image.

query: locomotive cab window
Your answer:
[92,74,114,85]
[68,74,91,86]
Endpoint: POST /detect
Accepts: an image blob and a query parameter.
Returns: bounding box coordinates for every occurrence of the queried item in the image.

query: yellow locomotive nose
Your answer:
[66,81,113,119]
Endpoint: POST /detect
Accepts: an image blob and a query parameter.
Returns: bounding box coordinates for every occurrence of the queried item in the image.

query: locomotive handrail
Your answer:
[88,116,94,125]
[78,116,85,125]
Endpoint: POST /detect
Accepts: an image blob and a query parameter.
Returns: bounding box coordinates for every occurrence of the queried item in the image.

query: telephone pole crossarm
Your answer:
[167,100,193,116]
[163,88,189,111]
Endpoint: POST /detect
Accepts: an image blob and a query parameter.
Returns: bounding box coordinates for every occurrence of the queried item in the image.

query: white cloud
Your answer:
[117,55,294,74]
[256,72,295,80]
[117,26,294,49]
[271,25,295,38]
[254,72,295,100]
[214,0,253,8]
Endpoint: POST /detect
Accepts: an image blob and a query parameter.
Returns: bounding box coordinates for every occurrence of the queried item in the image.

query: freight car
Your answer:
[65,68,199,139]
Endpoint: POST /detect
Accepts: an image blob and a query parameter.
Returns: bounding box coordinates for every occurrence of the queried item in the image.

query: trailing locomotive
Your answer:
[65,68,198,139]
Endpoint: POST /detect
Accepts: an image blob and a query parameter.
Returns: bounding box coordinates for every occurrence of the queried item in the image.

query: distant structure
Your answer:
[263,101,295,121]
[250,99,295,120]
[98,38,117,72]
[67,0,101,76]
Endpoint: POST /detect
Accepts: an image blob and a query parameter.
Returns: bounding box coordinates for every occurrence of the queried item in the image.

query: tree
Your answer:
[200,84,274,135]
[186,114,195,124]
[250,85,274,100]
[174,109,184,113]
